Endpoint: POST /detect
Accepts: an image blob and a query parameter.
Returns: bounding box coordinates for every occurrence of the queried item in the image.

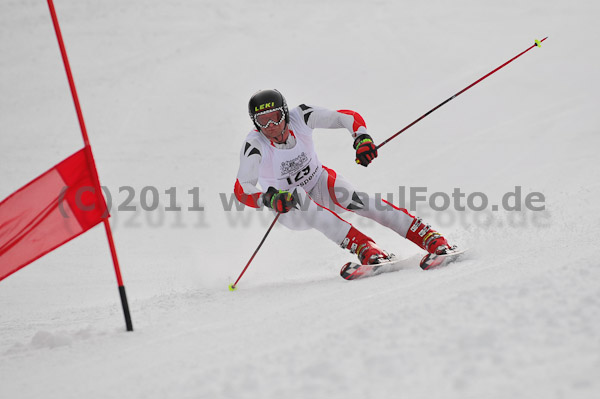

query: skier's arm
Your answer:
[299,104,378,167]
[298,104,368,139]
[234,140,263,208]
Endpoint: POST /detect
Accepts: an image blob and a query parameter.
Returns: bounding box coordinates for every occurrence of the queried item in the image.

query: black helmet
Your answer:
[248,89,289,130]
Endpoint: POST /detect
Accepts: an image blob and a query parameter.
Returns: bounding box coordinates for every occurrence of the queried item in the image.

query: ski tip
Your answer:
[228,284,237,292]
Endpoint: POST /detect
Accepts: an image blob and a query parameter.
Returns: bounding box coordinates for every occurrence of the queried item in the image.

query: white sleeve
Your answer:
[297,104,369,139]
[234,138,263,208]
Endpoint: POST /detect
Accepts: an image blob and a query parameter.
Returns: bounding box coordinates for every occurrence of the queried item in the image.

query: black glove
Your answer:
[354,134,378,167]
[263,187,297,213]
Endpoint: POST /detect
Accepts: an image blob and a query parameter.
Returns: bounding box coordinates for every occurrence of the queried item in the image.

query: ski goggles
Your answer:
[254,107,285,128]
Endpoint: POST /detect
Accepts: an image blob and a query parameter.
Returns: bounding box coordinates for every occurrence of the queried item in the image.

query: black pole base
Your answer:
[118,285,133,331]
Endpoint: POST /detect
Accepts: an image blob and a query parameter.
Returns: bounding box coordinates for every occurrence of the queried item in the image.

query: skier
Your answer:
[234,89,456,270]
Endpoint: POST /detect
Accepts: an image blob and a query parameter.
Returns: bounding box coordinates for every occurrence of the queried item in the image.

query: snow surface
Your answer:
[1,0,600,398]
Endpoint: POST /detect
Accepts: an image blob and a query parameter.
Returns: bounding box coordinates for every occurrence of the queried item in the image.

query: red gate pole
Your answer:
[47,0,133,331]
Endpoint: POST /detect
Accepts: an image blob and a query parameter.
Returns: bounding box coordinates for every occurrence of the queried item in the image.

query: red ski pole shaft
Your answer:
[377,37,548,150]
[229,212,281,291]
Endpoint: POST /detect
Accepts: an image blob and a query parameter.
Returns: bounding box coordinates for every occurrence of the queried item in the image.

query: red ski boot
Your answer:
[405,217,461,269]
[405,217,451,255]
[341,226,390,265]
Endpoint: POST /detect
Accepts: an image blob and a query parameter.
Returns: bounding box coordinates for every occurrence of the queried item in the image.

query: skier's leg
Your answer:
[278,185,389,265]
[276,186,351,245]
[319,166,451,254]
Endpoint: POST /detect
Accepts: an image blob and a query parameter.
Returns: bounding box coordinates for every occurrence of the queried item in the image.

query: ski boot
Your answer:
[405,217,451,253]
[405,217,457,269]
[341,226,391,265]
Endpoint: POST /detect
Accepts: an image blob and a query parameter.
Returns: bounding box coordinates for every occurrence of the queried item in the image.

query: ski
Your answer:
[340,255,408,280]
[340,248,468,280]
[419,247,467,270]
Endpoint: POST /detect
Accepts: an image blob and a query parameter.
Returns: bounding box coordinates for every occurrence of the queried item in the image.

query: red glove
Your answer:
[354,134,378,166]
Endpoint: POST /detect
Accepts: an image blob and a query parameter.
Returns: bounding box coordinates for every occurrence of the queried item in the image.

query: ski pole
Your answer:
[377,37,548,150]
[229,212,281,291]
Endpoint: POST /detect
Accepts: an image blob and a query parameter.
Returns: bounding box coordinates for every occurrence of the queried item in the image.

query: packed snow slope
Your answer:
[1,0,599,398]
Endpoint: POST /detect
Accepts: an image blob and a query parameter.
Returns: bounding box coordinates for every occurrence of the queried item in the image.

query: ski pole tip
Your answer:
[535,37,548,47]
[228,284,237,292]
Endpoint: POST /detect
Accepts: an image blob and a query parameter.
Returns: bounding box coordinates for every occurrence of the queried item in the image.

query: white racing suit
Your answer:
[234,104,420,248]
